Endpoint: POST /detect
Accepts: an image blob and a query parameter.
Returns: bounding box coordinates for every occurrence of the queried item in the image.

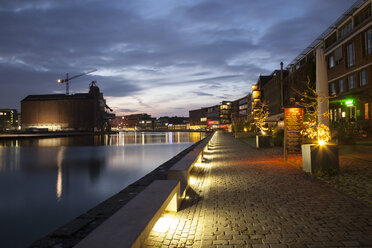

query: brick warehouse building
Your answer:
[21,81,114,131]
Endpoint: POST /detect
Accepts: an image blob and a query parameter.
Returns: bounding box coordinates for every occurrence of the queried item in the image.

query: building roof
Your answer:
[257,75,273,88]
[21,93,94,102]
[287,0,368,69]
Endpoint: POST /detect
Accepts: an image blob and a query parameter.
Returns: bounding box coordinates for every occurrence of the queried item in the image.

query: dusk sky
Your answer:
[0,0,355,117]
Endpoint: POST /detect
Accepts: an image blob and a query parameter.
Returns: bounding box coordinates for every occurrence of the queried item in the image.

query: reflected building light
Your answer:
[141,133,145,145]
[121,133,125,146]
[56,147,65,201]
[177,132,180,143]
[168,132,173,144]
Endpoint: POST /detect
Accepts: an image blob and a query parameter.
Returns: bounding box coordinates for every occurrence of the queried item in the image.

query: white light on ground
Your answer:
[152,213,176,233]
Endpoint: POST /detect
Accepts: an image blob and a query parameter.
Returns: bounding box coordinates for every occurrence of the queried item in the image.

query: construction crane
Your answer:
[57,69,97,95]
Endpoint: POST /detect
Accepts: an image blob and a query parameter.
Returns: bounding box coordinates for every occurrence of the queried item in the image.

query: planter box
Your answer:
[256,135,271,148]
[301,144,339,174]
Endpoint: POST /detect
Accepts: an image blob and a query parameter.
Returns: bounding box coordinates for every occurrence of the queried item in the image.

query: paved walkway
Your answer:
[144,131,372,248]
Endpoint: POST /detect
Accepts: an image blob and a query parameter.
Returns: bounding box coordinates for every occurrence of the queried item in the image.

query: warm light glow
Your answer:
[244,128,247,132]
[318,140,326,145]
[152,213,176,233]
[189,176,198,186]
[56,147,65,201]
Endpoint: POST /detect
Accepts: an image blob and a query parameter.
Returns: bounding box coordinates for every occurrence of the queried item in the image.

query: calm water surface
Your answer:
[0,132,205,248]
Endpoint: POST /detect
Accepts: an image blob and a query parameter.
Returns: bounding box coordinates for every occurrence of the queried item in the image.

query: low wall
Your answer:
[30,135,211,248]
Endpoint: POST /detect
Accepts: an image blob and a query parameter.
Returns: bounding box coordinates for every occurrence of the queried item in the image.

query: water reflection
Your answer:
[0,132,205,147]
[56,147,65,201]
[0,132,206,248]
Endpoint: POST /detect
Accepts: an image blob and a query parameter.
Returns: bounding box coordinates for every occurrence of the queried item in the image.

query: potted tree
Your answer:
[296,77,339,175]
[253,101,271,148]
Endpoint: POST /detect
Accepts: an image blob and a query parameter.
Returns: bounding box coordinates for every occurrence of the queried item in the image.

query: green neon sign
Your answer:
[345,99,354,107]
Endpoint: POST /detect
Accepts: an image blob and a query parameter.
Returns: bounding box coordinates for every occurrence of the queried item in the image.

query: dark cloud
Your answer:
[0,0,355,115]
[193,92,214,97]
[119,108,138,113]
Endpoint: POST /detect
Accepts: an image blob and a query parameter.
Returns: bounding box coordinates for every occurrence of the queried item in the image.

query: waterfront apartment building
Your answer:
[0,109,19,131]
[189,102,233,130]
[21,81,114,131]
[285,0,372,132]
[123,113,155,130]
[325,1,372,128]
[189,108,208,130]
[231,94,252,123]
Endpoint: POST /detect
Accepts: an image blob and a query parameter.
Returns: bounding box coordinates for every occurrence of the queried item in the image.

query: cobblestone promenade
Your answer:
[144,131,372,248]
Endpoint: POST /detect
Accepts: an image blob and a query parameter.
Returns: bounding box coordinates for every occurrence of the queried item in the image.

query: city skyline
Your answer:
[0,0,354,117]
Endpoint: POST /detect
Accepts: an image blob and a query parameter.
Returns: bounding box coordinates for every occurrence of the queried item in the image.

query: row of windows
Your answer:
[328,29,372,69]
[330,102,370,122]
[329,69,368,95]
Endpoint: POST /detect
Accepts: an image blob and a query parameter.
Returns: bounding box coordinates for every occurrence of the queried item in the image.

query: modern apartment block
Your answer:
[0,109,19,131]
[231,94,252,123]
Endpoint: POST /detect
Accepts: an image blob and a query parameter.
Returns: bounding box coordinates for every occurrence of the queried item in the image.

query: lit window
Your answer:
[330,110,333,121]
[329,55,335,68]
[347,43,354,67]
[342,111,346,118]
[365,103,369,120]
[366,29,372,56]
[360,69,368,86]
[339,79,345,92]
[348,74,356,89]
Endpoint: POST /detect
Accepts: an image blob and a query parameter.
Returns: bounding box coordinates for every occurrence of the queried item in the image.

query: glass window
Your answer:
[339,21,352,39]
[334,109,337,121]
[339,79,345,92]
[348,74,356,89]
[366,29,372,56]
[329,55,335,68]
[360,69,368,86]
[330,82,336,95]
[347,43,354,67]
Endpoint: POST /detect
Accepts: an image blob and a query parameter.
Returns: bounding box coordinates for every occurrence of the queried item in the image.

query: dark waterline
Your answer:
[0,132,205,248]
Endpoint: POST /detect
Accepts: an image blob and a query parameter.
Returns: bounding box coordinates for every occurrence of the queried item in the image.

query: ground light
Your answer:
[152,212,177,233]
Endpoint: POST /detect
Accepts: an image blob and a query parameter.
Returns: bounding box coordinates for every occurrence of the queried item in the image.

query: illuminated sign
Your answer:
[200,117,207,122]
[345,99,354,107]
[284,107,304,154]
[207,120,220,125]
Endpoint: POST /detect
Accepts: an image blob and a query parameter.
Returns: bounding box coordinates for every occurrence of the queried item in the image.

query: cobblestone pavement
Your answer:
[284,145,372,205]
[144,131,372,248]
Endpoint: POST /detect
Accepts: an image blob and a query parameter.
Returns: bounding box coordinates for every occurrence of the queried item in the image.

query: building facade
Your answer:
[21,81,114,131]
[325,1,372,130]
[0,109,19,131]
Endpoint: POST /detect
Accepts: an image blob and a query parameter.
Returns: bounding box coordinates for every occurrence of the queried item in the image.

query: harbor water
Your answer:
[0,132,205,247]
